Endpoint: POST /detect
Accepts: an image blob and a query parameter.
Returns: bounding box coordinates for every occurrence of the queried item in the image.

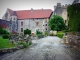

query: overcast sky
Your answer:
[0,0,74,19]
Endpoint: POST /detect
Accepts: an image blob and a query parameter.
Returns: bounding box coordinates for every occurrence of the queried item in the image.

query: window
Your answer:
[21,22,23,26]
[65,20,66,23]
[14,18,15,20]
[11,17,12,20]
[46,28,47,30]
[21,28,23,32]
[38,29,39,30]
[46,24,47,26]
[36,22,39,26]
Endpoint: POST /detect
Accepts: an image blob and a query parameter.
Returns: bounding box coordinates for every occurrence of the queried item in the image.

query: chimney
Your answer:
[54,6,56,10]
[42,8,43,10]
[31,8,33,12]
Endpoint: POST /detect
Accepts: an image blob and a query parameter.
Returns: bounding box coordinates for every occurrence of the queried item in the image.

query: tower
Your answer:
[73,0,79,4]
[10,11,18,33]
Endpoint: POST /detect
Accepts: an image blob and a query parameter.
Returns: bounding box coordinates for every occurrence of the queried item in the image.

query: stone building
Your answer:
[2,8,53,34]
[54,3,69,26]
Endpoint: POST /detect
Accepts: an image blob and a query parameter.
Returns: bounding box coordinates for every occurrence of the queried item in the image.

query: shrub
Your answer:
[2,34,9,39]
[23,43,29,48]
[36,30,42,35]
[18,42,23,45]
[24,29,31,35]
[18,42,30,48]
[44,31,48,36]
[57,32,64,38]
[37,34,44,39]
[0,27,9,34]
[29,42,32,45]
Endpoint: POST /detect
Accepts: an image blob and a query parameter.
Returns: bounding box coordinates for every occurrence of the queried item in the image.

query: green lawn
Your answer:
[0,36,15,49]
[57,31,64,38]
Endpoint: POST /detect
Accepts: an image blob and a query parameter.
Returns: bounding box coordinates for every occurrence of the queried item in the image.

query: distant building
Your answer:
[1,8,53,34]
[0,19,10,30]
[54,3,69,26]
[72,0,80,4]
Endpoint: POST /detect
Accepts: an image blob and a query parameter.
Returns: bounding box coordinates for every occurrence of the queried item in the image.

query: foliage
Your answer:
[36,30,42,35]
[23,42,29,48]
[57,31,64,38]
[0,27,9,34]
[29,42,32,45]
[2,34,9,39]
[18,41,23,45]
[37,34,44,38]
[0,36,14,49]
[18,41,32,48]
[67,3,80,32]
[24,29,31,35]
[49,15,66,31]
[44,31,48,36]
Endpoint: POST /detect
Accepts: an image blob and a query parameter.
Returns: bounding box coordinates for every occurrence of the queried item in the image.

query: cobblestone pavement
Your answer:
[0,36,80,60]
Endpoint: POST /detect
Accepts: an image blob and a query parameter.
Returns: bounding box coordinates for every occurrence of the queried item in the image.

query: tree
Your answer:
[0,27,9,34]
[49,15,66,31]
[24,29,31,35]
[67,3,80,32]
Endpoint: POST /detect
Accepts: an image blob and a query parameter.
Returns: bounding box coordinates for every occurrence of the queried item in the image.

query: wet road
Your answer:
[0,36,80,60]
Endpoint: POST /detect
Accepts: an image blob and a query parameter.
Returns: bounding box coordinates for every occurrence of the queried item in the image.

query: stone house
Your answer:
[2,8,53,34]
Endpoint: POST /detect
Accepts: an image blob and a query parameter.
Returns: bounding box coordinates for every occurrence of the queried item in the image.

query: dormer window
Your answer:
[14,18,15,20]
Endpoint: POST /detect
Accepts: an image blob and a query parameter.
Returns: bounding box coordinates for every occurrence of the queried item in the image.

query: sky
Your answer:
[0,0,74,19]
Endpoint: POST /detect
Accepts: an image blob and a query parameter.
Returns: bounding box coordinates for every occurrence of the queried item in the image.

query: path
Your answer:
[0,36,80,60]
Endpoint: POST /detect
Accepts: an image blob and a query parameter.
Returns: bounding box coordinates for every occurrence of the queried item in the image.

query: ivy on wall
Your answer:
[67,3,80,32]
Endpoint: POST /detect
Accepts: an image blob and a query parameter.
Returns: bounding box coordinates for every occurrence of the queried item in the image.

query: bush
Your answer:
[24,29,31,35]
[63,30,70,32]
[44,31,48,36]
[0,27,9,34]
[18,42,23,45]
[57,32,64,38]
[36,30,42,35]
[37,34,44,39]
[2,34,9,39]
[23,43,29,48]
[29,42,32,45]
[18,42,30,48]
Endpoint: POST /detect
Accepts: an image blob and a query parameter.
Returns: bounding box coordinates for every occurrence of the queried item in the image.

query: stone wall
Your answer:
[18,18,49,34]
[0,47,19,55]
[66,33,80,50]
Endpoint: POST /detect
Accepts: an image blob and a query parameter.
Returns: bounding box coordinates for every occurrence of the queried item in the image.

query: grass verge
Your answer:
[0,36,15,49]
